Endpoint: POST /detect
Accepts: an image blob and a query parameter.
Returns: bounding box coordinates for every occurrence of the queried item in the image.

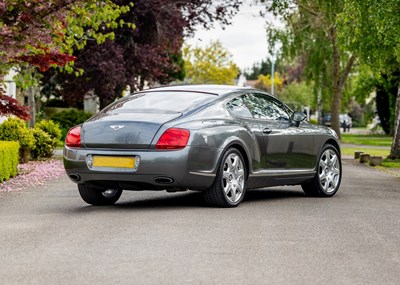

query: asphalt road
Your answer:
[0,158,399,285]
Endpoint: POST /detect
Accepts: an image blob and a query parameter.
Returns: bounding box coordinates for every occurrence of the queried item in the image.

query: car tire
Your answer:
[202,148,247,207]
[78,184,122,206]
[301,144,342,197]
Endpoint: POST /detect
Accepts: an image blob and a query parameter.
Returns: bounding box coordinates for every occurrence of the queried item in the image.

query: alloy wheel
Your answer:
[222,153,245,203]
[318,149,341,193]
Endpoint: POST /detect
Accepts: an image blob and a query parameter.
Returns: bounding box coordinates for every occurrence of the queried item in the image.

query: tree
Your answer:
[254,72,284,93]
[279,81,314,111]
[243,58,282,80]
[348,68,399,135]
[0,1,132,66]
[264,0,356,135]
[0,0,132,120]
[40,0,242,108]
[338,0,400,158]
[183,40,239,85]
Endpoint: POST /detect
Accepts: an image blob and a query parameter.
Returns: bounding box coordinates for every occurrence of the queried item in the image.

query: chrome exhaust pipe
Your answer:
[154,177,174,184]
[69,174,81,182]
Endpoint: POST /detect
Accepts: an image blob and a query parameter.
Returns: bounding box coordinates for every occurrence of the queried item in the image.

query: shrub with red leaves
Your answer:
[17,51,77,72]
[0,94,30,121]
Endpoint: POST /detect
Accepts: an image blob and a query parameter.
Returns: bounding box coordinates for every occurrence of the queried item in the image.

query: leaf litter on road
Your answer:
[0,159,65,192]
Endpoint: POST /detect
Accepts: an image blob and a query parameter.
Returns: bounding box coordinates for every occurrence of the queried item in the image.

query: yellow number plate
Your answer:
[92,156,135,169]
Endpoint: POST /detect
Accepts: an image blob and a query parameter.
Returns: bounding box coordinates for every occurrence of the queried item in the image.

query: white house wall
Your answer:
[1,68,18,124]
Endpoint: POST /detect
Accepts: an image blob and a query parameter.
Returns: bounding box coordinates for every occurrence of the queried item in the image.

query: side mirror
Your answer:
[292,111,306,127]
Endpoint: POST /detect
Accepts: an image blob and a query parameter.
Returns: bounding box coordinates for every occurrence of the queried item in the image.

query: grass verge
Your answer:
[341,147,400,168]
[340,132,400,168]
[341,134,392,146]
[381,158,400,168]
[341,147,389,157]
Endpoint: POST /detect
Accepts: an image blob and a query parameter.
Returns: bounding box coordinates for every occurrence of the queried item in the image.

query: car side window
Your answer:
[226,95,253,118]
[248,93,290,121]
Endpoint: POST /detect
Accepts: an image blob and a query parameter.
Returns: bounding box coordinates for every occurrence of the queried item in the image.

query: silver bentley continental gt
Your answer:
[63,85,342,207]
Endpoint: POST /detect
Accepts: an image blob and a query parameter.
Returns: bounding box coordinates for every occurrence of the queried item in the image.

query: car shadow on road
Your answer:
[116,188,305,209]
[244,188,306,203]
[70,188,306,212]
[116,191,205,209]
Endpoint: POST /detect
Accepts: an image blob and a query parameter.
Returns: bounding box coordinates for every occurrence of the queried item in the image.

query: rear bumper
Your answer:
[63,145,222,191]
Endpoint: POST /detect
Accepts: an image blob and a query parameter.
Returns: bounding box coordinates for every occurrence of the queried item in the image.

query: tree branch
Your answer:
[339,54,356,90]
[294,0,320,17]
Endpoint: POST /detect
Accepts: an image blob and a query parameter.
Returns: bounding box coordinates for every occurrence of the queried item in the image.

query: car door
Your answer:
[246,92,315,171]
[225,94,265,173]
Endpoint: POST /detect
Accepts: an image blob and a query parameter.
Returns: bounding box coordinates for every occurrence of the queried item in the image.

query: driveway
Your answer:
[0,158,399,284]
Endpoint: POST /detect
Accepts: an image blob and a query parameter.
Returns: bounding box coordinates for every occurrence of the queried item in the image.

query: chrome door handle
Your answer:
[263,128,272,134]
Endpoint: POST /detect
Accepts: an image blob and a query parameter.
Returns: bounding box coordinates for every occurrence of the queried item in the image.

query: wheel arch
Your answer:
[312,138,341,171]
[221,140,251,180]
[324,138,341,155]
[302,138,342,197]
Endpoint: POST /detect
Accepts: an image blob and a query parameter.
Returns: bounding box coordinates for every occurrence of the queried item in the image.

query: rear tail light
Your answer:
[156,128,190,150]
[65,126,81,147]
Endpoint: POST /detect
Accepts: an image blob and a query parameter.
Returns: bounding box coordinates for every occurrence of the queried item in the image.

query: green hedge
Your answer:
[50,109,92,141]
[0,141,20,183]
[0,118,34,163]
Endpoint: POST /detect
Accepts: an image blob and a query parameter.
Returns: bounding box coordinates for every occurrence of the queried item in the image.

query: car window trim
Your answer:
[224,94,254,119]
[245,92,293,122]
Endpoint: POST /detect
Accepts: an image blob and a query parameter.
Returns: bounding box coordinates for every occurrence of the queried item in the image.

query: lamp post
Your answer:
[270,56,275,96]
[269,43,279,96]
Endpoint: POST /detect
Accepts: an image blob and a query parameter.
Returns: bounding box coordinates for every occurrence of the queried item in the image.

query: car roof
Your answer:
[141,84,252,96]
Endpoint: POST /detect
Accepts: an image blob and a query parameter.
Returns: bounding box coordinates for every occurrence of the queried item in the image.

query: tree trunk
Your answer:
[329,27,356,138]
[389,83,400,159]
[376,88,392,135]
[317,82,323,124]
[330,27,341,137]
[27,86,35,128]
[331,88,341,137]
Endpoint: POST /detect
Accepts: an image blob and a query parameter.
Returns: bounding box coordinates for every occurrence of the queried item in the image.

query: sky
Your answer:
[185,3,276,71]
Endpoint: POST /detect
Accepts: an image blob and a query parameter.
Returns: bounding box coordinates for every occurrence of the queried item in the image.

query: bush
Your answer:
[0,141,19,183]
[50,109,92,140]
[43,98,70,108]
[0,118,34,162]
[31,128,54,159]
[35,120,62,147]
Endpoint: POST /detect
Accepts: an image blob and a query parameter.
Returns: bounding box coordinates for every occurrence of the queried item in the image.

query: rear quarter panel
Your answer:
[169,115,263,177]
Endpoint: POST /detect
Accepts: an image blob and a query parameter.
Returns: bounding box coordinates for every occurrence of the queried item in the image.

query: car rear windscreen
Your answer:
[103,91,216,113]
